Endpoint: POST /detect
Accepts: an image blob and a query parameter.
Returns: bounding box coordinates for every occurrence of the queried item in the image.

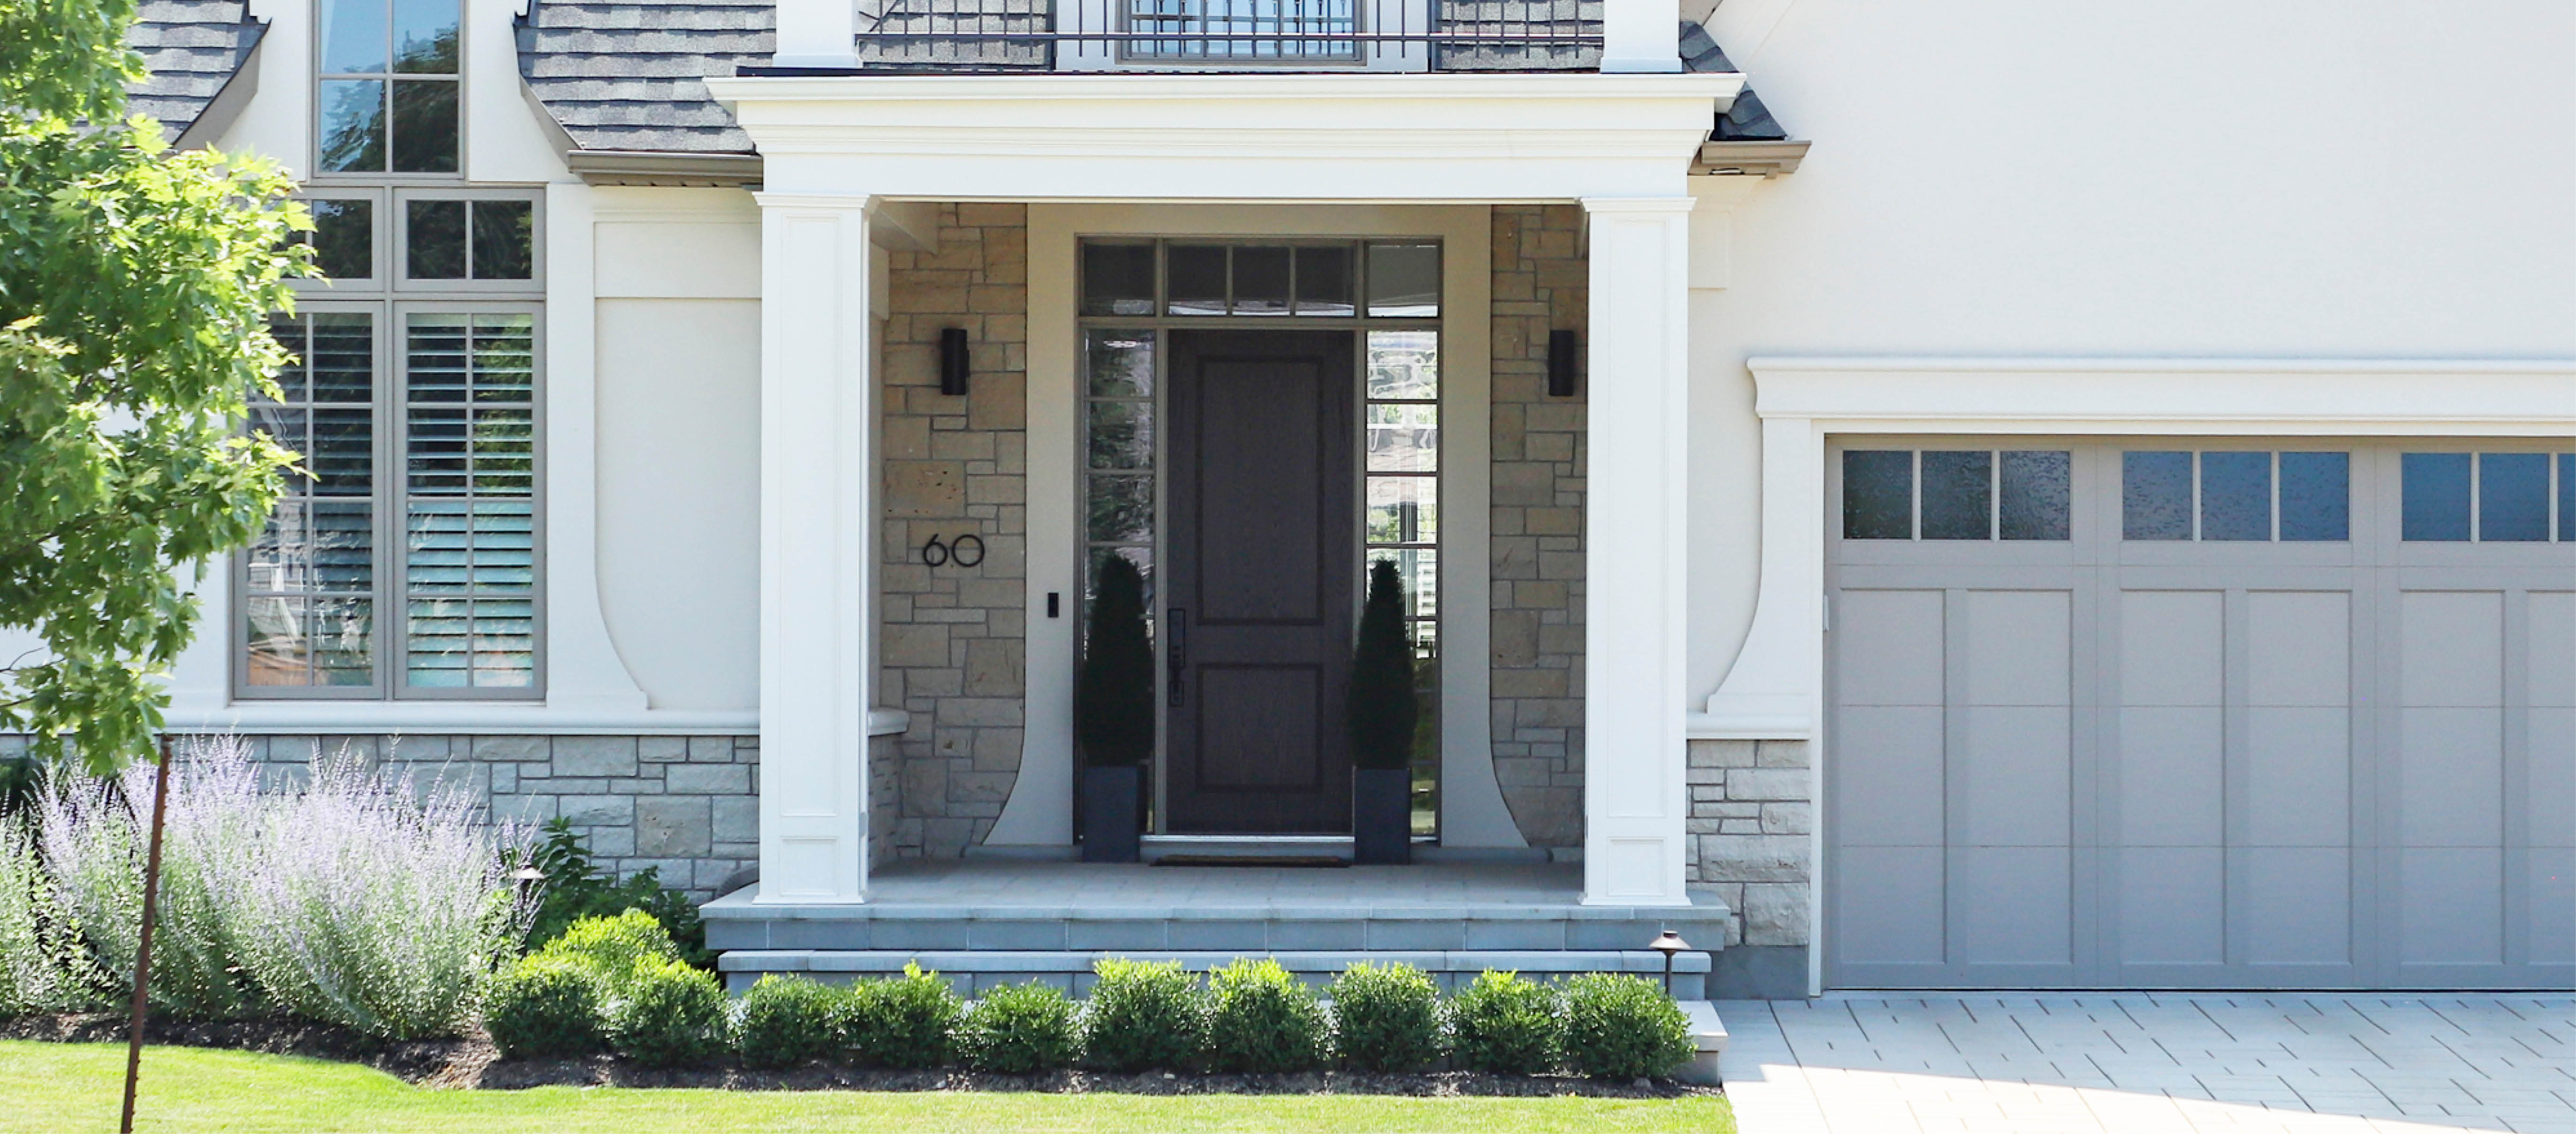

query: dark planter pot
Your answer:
[1081,765,1142,863]
[1351,767,1413,865]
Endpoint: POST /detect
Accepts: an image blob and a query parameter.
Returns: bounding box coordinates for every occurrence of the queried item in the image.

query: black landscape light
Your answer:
[1650,928,1691,994]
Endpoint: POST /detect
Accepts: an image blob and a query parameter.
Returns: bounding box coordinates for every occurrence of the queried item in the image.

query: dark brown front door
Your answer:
[1164,329,1356,834]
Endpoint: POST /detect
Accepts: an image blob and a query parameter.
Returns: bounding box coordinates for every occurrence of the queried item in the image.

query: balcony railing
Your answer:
[852,0,1605,72]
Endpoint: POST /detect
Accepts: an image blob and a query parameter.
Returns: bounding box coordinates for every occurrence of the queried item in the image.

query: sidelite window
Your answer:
[243,192,542,698]
[1077,237,1445,833]
[316,0,461,175]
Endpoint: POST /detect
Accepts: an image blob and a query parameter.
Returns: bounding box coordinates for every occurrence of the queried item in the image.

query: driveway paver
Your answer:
[1717,995,2576,1134]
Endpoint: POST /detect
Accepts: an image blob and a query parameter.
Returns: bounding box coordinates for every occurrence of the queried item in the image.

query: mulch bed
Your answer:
[3,1013,1716,1097]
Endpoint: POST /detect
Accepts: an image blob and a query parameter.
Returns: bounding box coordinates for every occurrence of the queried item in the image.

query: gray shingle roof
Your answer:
[1682,22,1785,140]
[125,0,265,143]
[516,0,773,155]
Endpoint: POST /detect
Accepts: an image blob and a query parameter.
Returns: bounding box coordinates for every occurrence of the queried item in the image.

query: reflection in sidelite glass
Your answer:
[1087,400,1152,470]
[404,313,536,689]
[1083,330,1156,610]
[1166,245,1226,315]
[1294,246,1353,316]
[1367,330,1437,399]
[1919,450,1991,540]
[2478,453,2549,542]
[1365,403,1439,473]
[1841,450,1912,540]
[2122,451,2193,541]
[1999,450,2070,541]
[1231,246,1291,315]
[2402,452,2471,542]
[250,313,379,687]
[2199,451,2273,542]
[2278,452,2349,541]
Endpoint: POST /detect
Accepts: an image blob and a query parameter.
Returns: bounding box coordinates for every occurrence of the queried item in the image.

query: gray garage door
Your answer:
[1826,440,2573,989]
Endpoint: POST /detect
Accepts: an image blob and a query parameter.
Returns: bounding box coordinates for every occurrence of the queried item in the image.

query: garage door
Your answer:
[1826,440,2573,989]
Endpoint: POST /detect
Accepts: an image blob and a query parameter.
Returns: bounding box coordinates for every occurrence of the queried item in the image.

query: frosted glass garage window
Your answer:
[1844,449,2070,541]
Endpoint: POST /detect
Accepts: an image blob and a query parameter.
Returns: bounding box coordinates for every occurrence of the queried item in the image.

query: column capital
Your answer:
[751,191,881,213]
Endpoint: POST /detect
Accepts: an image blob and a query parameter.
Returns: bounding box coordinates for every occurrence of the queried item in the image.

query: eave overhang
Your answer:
[705,71,1743,201]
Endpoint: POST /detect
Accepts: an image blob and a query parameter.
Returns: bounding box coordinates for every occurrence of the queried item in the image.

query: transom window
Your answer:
[1076,237,1444,833]
[316,0,461,175]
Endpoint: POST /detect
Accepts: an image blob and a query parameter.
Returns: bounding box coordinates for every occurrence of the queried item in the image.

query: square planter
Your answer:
[1351,767,1412,865]
[1081,765,1142,863]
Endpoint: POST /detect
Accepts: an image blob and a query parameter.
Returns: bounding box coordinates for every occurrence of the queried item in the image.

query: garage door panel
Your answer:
[2528,846,2575,965]
[2239,847,2353,966]
[2118,708,2223,846]
[1835,845,1946,966]
[1955,846,2073,966]
[2530,592,2574,707]
[2402,591,2504,707]
[2246,708,2352,846]
[1966,590,2072,705]
[2118,847,2224,965]
[1837,589,1945,706]
[2248,591,2350,707]
[2400,847,2505,966]
[2532,708,2575,845]
[2398,708,2504,847]
[1958,706,2072,846]
[1837,706,1947,845]
[2121,591,2223,707]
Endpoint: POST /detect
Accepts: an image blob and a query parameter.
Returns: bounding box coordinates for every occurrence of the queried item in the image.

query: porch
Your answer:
[703,859,1730,997]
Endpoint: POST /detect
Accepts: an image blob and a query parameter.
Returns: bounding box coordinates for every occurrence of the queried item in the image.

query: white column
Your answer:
[755,195,877,904]
[1579,196,1694,906]
[1601,0,1682,73]
[773,0,858,69]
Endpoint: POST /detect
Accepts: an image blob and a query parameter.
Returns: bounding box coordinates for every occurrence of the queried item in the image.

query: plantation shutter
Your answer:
[402,312,537,689]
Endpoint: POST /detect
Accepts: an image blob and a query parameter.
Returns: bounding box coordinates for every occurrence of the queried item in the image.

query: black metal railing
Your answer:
[851,0,1603,71]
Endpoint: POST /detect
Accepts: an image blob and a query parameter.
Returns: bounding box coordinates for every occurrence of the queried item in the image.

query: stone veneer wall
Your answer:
[221,733,761,899]
[877,202,1030,861]
[1486,204,1589,849]
[1687,738,1813,972]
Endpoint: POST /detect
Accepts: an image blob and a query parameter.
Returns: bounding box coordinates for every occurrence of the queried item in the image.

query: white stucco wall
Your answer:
[1683,1,2576,700]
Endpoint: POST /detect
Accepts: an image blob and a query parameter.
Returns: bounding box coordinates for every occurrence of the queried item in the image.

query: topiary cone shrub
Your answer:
[1075,556,1155,770]
[1348,559,1419,773]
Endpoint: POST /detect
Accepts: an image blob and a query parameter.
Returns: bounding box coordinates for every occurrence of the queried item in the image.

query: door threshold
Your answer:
[1140,834,1354,863]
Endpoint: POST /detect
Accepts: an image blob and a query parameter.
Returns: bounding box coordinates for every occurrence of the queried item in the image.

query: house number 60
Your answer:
[921,533,985,569]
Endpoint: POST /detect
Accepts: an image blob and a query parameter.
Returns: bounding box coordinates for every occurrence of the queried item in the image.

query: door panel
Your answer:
[1164,330,1355,833]
[1826,440,2573,989]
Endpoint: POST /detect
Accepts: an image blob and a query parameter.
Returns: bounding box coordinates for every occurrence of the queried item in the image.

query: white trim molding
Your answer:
[705,74,1736,204]
[1704,355,2576,746]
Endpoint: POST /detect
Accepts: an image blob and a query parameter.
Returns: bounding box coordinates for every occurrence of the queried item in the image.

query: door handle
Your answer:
[1167,608,1187,708]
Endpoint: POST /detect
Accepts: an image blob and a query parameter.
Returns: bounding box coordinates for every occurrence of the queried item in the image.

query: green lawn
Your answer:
[1,1042,1734,1134]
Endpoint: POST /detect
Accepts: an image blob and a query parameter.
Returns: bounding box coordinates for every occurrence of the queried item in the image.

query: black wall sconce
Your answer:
[1546,328,1580,397]
[939,327,970,396]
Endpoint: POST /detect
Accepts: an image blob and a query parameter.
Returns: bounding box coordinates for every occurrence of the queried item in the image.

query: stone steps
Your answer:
[718,948,1716,999]
[705,903,1730,957]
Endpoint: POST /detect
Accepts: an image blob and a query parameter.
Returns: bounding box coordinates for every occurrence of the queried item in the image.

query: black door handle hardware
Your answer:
[1167,608,1187,708]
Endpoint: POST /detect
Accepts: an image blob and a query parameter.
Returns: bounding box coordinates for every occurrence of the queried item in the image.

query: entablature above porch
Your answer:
[705,71,1740,201]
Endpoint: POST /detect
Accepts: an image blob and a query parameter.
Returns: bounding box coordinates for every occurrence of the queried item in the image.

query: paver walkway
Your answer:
[1718,995,2576,1134]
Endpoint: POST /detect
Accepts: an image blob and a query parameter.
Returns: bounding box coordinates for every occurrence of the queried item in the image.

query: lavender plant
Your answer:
[31,754,260,1016]
[0,819,103,1012]
[224,748,526,1038]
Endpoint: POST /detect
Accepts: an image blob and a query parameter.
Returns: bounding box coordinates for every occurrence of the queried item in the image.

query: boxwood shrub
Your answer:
[959,981,1081,1073]
[1205,958,1327,1074]
[836,962,960,1069]
[1081,958,1205,1073]
[1328,961,1443,1073]
[606,958,730,1068]
[1446,970,1562,1075]
[735,974,840,1069]
[538,909,682,991]
[481,956,603,1059]
[1561,972,1695,1079]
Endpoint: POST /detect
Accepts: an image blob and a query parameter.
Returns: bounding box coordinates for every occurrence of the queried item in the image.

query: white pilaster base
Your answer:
[755,195,878,904]
[1579,196,1696,907]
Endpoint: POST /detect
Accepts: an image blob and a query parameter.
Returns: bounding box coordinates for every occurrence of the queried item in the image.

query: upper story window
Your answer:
[316,0,461,175]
